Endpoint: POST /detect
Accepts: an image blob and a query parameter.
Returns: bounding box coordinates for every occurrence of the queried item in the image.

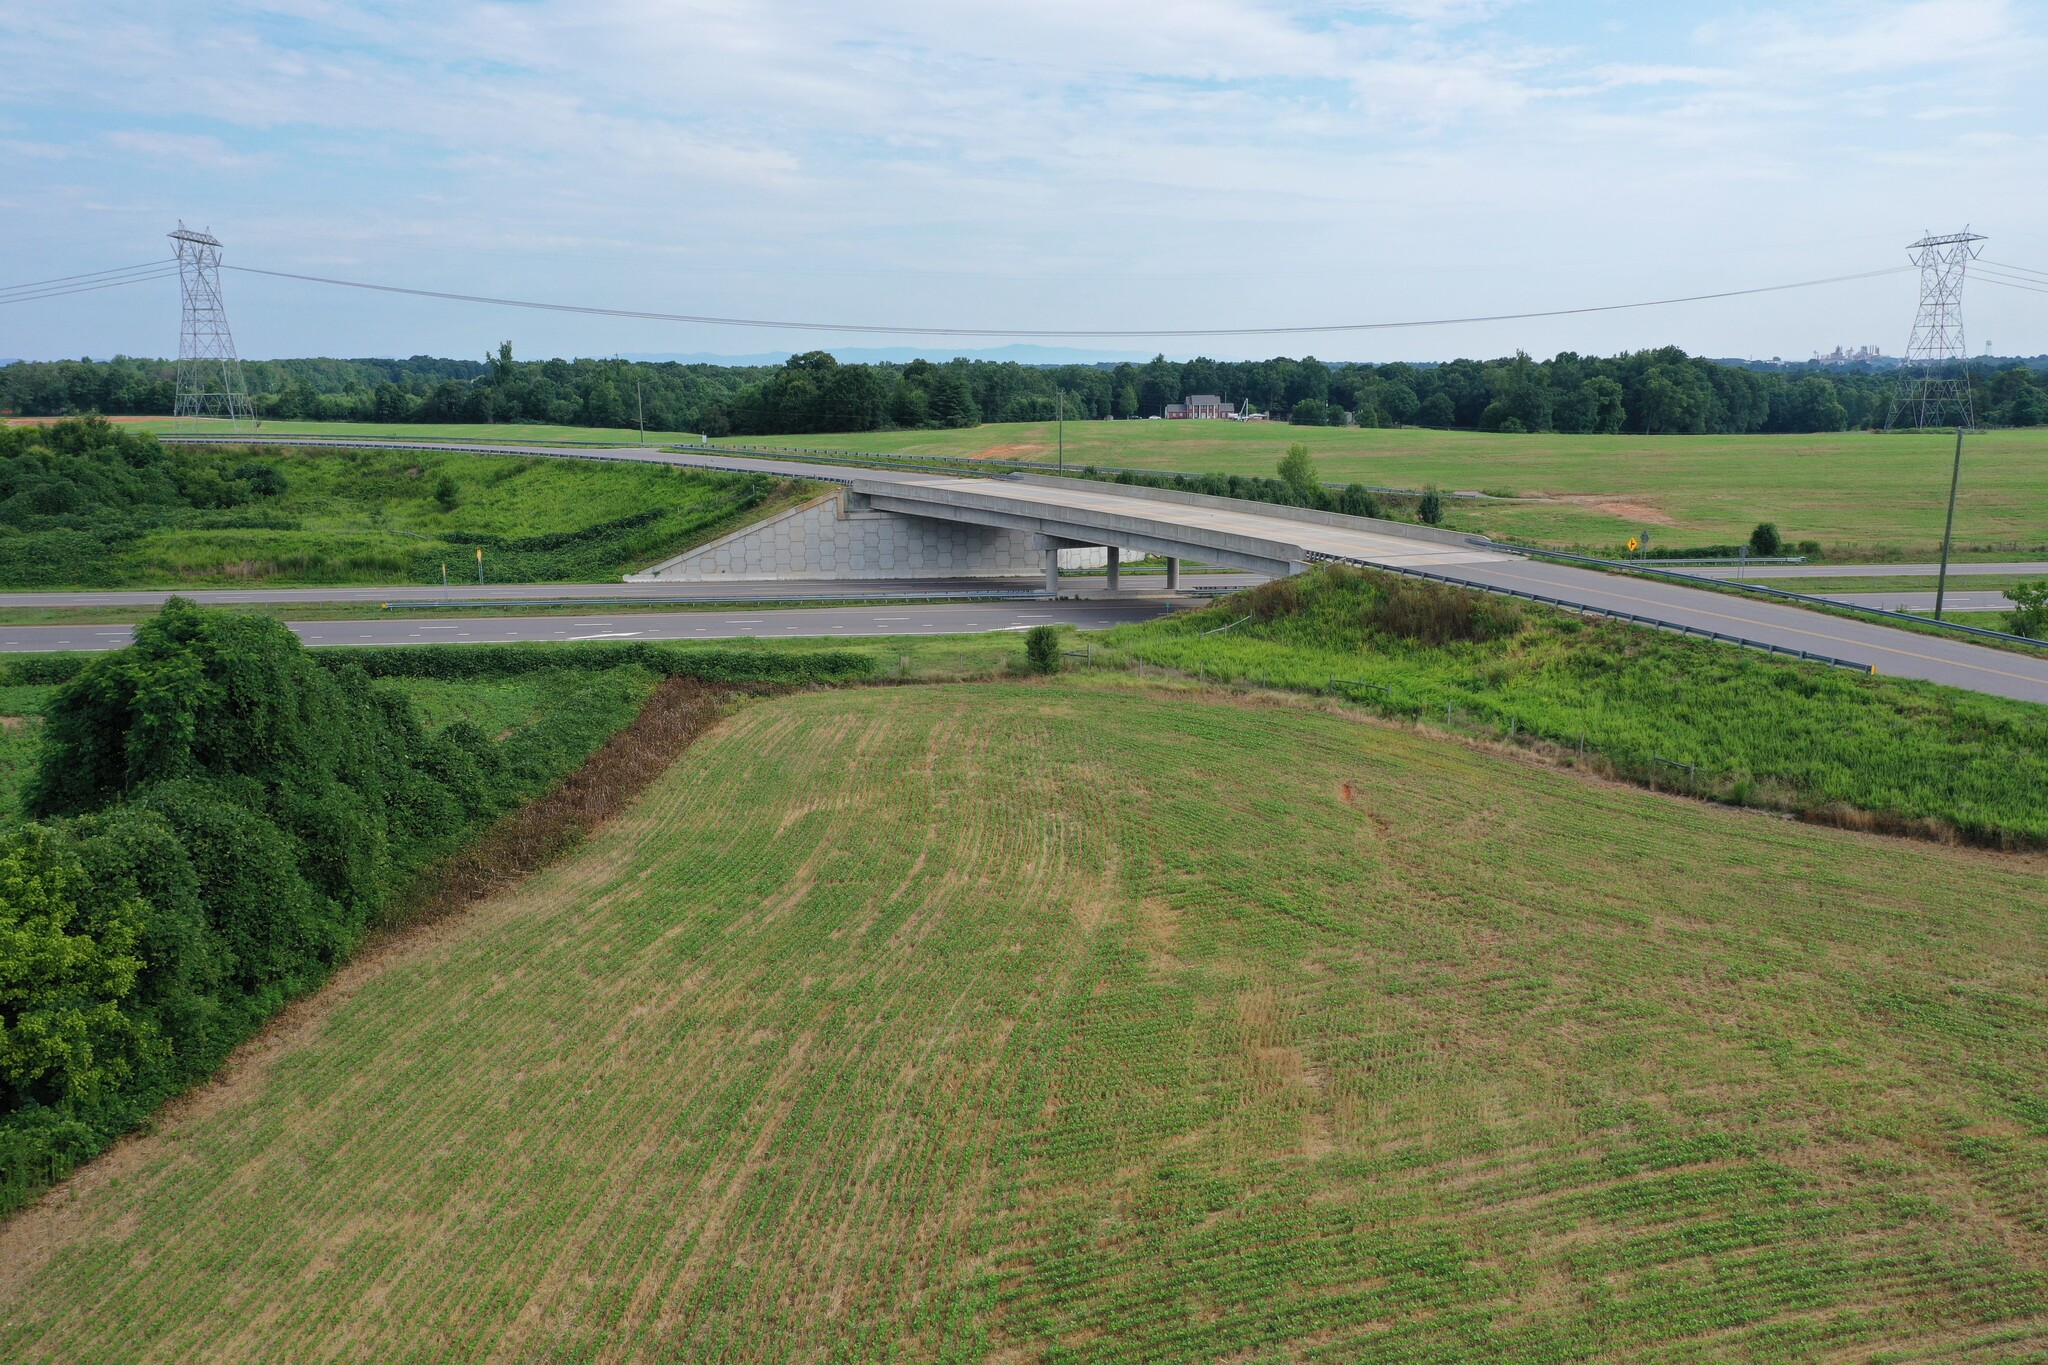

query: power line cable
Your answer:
[1975,274,2048,296]
[222,263,1914,339]
[1979,259,2048,280]
[0,260,175,295]
[0,269,180,307]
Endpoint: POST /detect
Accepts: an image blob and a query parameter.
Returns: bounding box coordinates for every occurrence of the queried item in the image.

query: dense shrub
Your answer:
[0,601,648,1208]
[1417,489,1444,526]
[1025,626,1061,674]
[1362,576,1523,645]
[331,641,875,684]
[0,419,303,588]
[1749,522,1783,556]
[2008,580,2048,639]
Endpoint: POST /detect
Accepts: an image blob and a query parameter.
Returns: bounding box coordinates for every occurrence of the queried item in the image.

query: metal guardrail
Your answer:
[378,589,1049,611]
[1304,551,1878,675]
[1199,614,1252,636]
[1504,544,2048,650]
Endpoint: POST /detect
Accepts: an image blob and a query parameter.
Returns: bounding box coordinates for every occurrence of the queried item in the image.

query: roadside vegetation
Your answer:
[0,602,872,1212]
[0,417,811,588]
[1,681,2039,1359]
[1105,565,2048,847]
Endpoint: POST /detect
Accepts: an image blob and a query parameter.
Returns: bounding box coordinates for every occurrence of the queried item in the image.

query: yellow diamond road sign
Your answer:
[1626,536,1640,552]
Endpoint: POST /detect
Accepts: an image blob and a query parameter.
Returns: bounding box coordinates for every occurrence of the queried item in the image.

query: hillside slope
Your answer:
[1,682,2043,1361]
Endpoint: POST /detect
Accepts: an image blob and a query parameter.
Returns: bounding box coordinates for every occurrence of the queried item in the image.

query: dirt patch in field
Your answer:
[0,675,749,1276]
[974,443,1049,460]
[1549,495,1678,526]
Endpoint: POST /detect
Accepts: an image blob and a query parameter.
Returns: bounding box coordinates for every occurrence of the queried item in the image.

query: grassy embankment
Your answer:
[2,433,813,588]
[0,679,2040,1360]
[707,419,2048,559]
[1100,567,2048,847]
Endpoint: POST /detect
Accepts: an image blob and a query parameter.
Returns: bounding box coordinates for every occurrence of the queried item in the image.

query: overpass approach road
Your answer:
[160,435,2048,705]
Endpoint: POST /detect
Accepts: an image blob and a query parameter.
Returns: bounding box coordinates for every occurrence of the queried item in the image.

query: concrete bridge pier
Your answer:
[1106,547,1121,591]
[1044,546,1060,594]
[1166,556,1179,590]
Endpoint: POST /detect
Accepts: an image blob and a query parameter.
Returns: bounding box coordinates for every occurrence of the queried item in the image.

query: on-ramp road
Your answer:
[156,435,2048,705]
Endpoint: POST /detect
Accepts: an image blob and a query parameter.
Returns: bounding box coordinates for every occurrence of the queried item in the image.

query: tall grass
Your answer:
[1108,565,2048,846]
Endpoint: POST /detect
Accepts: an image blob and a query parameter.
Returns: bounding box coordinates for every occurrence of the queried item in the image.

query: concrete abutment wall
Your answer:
[627,491,1140,583]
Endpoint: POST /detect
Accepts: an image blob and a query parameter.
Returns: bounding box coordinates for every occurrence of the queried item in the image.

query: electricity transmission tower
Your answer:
[1884,230,1985,430]
[169,224,254,428]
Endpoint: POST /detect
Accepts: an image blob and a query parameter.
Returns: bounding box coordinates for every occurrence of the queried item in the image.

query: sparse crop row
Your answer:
[0,684,2040,1360]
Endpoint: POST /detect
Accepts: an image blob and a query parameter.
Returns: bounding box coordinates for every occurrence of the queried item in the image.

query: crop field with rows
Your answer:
[0,681,2043,1361]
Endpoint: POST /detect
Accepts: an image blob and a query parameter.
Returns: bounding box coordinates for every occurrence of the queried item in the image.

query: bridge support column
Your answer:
[1106,546,1120,591]
[1166,556,1179,590]
[1044,547,1060,595]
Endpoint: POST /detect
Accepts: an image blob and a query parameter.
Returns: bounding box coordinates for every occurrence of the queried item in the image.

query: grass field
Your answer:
[0,680,2041,1361]
[126,417,711,447]
[21,442,811,588]
[129,418,2048,559]
[707,420,2048,558]
[1105,569,2048,846]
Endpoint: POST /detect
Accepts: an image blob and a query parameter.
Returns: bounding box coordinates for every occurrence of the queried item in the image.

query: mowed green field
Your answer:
[711,420,2048,556]
[125,417,710,447]
[2,681,2042,1361]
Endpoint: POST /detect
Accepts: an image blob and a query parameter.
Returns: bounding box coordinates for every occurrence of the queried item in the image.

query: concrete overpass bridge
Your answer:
[160,436,2048,704]
[630,470,1503,589]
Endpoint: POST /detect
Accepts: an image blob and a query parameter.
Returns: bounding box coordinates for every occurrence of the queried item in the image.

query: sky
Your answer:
[3,0,2046,364]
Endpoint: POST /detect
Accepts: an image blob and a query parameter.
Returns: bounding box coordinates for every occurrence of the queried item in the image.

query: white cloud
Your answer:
[0,0,2041,359]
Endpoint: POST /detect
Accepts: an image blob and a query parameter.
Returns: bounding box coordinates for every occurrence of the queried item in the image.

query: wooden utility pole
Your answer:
[1934,426,1965,620]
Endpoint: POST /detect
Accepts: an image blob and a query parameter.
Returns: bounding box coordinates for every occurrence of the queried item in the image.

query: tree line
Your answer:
[6,344,2046,436]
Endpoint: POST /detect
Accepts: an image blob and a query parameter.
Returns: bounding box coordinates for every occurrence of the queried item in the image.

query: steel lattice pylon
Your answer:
[169,224,254,428]
[1885,229,1985,431]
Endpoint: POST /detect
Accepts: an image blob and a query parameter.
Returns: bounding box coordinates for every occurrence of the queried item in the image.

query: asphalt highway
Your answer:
[0,600,1177,654]
[1692,561,2048,580]
[0,573,1257,611]
[1823,590,2013,613]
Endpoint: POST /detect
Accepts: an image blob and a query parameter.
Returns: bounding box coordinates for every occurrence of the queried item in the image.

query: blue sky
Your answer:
[3,0,2045,363]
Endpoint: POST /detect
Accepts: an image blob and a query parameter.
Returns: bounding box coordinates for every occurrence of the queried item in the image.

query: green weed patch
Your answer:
[1108,566,2048,847]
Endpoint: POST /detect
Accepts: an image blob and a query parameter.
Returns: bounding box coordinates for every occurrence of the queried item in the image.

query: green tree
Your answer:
[1277,444,1321,499]
[1749,522,1783,556]
[1579,376,1625,434]
[1417,488,1444,525]
[433,474,459,512]
[0,826,153,1106]
[928,375,980,428]
[2006,579,2048,638]
[1024,625,1061,674]
[1339,484,1382,519]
